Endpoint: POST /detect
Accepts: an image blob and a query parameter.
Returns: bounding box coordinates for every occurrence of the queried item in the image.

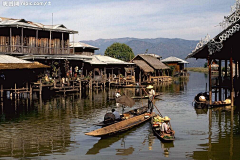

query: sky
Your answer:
[0,0,237,42]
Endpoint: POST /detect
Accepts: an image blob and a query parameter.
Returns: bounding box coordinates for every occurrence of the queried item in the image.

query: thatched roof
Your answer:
[132,60,154,73]
[133,54,169,70]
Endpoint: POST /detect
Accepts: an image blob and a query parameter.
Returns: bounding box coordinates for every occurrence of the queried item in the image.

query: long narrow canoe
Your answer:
[152,127,175,142]
[151,115,175,142]
[85,112,153,136]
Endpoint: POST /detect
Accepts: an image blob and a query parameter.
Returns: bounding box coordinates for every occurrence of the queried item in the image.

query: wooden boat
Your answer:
[151,114,175,142]
[95,106,148,127]
[193,92,209,109]
[210,102,231,108]
[85,112,153,137]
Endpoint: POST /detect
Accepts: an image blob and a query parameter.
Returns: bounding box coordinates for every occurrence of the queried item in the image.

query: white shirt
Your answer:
[115,93,121,98]
[113,111,121,119]
[161,122,169,132]
[149,89,155,96]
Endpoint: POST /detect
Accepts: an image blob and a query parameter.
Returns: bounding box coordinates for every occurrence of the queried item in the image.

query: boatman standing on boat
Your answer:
[146,85,155,113]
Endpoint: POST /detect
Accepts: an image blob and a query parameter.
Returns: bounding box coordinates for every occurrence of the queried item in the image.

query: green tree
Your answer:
[104,43,135,62]
[204,62,208,68]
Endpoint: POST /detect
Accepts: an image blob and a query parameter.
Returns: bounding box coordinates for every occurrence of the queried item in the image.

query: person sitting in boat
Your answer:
[112,109,121,120]
[146,85,155,113]
[161,116,175,136]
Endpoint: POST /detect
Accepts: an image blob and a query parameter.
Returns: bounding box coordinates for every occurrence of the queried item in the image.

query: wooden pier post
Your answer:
[26,82,28,98]
[30,83,32,100]
[134,71,136,84]
[0,84,3,98]
[15,83,17,99]
[230,56,234,107]
[39,79,42,96]
[79,79,82,92]
[208,58,212,105]
[139,71,141,85]
[218,60,222,101]
[54,79,56,88]
[235,61,238,97]
[225,60,228,99]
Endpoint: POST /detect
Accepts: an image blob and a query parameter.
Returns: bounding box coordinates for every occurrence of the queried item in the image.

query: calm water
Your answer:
[0,72,240,160]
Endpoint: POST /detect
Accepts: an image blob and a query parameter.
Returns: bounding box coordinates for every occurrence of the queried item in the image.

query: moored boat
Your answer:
[85,112,153,137]
[193,92,209,109]
[151,114,175,142]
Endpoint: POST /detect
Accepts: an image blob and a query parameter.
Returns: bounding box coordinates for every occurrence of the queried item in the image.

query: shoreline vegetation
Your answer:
[187,67,208,73]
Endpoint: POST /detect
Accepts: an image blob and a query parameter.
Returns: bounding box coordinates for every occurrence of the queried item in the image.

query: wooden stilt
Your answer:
[26,82,28,98]
[0,84,3,98]
[79,79,82,91]
[208,58,212,105]
[139,71,141,85]
[15,83,17,99]
[219,60,222,101]
[235,61,238,97]
[225,60,228,99]
[39,79,42,96]
[30,83,32,100]
[230,56,234,107]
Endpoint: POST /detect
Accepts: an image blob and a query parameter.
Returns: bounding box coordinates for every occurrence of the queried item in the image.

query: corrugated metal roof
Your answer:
[0,55,31,63]
[133,60,154,73]
[0,17,78,34]
[161,56,189,64]
[20,54,133,65]
[69,42,99,50]
[85,55,134,65]
[94,55,133,65]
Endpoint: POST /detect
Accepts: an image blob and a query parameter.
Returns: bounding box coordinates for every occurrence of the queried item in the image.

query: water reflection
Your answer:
[86,132,129,155]
[0,77,189,159]
[190,106,240,160]
[0,98,72,158]
[195,108,208,115]
[2,72,240,159]
[161,142,174,157]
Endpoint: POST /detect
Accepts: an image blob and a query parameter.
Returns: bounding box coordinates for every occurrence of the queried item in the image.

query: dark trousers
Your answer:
[148,99,153,113]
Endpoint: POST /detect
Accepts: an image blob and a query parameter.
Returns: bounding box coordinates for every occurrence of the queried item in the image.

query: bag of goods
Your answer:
[199,96,206,102]
[223,99,231,104]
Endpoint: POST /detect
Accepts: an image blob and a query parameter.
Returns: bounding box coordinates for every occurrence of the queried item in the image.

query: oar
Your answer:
[140,86,163,117]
